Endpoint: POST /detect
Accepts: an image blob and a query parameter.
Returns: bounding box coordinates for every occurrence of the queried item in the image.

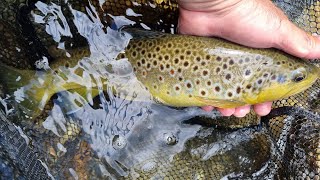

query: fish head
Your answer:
[250,57,319,104]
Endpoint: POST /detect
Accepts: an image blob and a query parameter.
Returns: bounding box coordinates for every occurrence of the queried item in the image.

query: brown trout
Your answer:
[0,29,318,118]
[124,29,319,107]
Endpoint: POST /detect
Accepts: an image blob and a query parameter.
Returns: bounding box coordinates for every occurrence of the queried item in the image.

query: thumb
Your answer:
[275,19,320,59]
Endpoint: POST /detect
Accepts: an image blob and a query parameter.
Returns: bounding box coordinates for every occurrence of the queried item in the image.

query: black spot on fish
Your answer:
[186,50,191,55]
[202,70,209,76]
[271,74,277,80]
[216,67,221,73]
[201,90,206,96]
[216,56,222,61]
[180,55,185,60]
[229,59,234,65]
[206,55,210,60]
[164,55,169,61]
[186,83,192,89]
[179,77,183,81]
[257,79,262,84]
[175,86,180,91]
[228,92,233,97]
[225,74,231,80]
[236,87,241,94]
[239,59,243,64]
[138,41,143,46]
[166,64,170,69]
[201,61,206,66]
[156,47,160,51]
[215,86,220,92]
[177,68,182,73]
[193,65,199,71]
[255,56,261,60]
[159,76,163,81]
[196,57,201,62]
[223,64,228,69]
[276,62,281,65]
[160,64,164,71]
[206,81,211,86]
[65,62,70,68]
[263,73,269,78]
[183,61,189,67]
[159,56,163,61]
[141,50,146,55]
[141,59,146,64]
[147,63,151,69]
[175,49,180,54]
[153,60,158,66]
[245,57,250,62]
[246,84,252,89]
[174,58,179,64]
[245,69,251,76]
[147,53,152,58]
[137,62,141,67]
[196,80,200,85]
[168,43,172,48]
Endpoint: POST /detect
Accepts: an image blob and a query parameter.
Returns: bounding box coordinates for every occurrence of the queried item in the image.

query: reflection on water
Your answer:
[0,0,319,179]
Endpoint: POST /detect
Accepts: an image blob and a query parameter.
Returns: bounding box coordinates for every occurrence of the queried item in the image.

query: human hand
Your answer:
[178,0,320,117]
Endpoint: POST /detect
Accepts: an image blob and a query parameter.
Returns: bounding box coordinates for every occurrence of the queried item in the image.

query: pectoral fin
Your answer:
[194,96,246,108]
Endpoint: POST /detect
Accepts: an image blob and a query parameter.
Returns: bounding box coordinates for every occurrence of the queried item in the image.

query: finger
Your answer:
[275,19,320,59]
[233,105,251,118]
[201,106,215,112]
[253,102,272,116]
[217,107,235,116]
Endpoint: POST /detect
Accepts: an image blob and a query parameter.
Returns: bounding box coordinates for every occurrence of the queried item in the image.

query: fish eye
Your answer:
[292,72,305,82]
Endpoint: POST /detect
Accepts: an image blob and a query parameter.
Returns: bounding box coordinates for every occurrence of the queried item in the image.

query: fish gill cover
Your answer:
[0,0,319,179]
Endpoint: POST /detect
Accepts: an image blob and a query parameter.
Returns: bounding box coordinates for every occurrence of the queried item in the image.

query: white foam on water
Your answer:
[34,1,72,42]
[68,168,79,180]
[126,8,142,17]
[13,87,25,103]
[14,124,30,144]
[57,143,67,153]
[140,23,151,30]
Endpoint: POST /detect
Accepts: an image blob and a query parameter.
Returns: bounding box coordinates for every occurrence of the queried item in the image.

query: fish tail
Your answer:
[0,62,33,93]
[0,63,51,118]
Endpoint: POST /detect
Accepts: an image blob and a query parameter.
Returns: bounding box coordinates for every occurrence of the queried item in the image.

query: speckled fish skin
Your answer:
[123,29,319,108]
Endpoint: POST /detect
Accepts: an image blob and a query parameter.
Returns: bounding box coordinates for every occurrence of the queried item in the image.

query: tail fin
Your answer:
[0,62,30,94]
[0,63,50,118]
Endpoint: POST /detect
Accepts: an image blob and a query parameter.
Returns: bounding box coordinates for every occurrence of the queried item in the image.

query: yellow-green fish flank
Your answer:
[123,29,319,108]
